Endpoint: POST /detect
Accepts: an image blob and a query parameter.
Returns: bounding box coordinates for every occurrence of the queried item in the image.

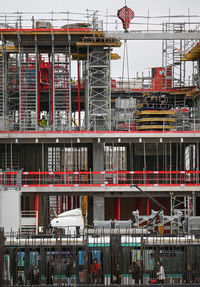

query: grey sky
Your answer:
[1,0,200,79]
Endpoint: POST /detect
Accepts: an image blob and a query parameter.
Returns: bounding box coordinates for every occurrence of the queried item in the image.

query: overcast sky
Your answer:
[1,0,200,79]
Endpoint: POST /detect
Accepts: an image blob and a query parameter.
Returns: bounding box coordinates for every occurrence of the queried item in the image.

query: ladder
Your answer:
[53,53,71,130]
[19,55,37,130]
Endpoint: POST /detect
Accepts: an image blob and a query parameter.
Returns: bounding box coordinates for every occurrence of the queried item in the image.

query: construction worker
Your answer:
[39,115,47,127]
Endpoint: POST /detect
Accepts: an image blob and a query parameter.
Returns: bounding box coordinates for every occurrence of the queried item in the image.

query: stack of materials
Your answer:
[136,94,175,131]
[114,97,137,131]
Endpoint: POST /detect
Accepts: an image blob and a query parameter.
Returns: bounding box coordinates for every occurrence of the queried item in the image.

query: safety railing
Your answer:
[21,210,38,235]
[0,11,101,30]
[0,171,199,188]
[111,77,195,91]
[1,11,200,33]
[3,117,200,132]
[0,171,18,186]
[20,171,200,187]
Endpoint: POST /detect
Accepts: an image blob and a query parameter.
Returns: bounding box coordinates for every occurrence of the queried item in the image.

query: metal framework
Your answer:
[52,35,71,130]
[159,209,183,233]
[171,194,194,217]
[133,209,184,233]
[7,52,19,130]
[0,15,200,132]
[19,47,38,131]
[2,170,200,188]
[162,23,186,88]
[87,47,111,131]
[133,209,157,231]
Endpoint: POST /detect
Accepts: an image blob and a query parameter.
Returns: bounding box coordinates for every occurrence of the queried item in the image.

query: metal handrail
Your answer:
[0,170,199,187]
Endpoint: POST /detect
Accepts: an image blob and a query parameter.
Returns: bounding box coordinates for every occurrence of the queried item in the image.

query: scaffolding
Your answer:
[52,37,71,130]
[0,39,6,130]
[171,195,194,217]
[162,23,186,88]
[19,51,38,131]
[86,47,111,131]
[0,12,200,133]
[7,52,19,130]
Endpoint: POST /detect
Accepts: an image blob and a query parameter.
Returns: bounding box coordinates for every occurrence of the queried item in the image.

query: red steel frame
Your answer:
[68,196,71,210]
[51,63,54,124]
[37,59,40,125]
[56,196,59,215]
[21,64,24,125]
[147,198,150,216]
[34,192,39,229]
[66,62,69,125]
[77,60,81,127]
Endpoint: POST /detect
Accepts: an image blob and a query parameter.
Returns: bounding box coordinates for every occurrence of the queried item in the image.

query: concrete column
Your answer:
[93,142,104,220]
[93,196,104,221]
[93,142,104,171]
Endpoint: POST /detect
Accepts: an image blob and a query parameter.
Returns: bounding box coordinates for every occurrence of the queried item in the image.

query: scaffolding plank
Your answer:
[136,125,174,130]
[182,42,200,61]
[136,110,175,116]
[136,118,175,123]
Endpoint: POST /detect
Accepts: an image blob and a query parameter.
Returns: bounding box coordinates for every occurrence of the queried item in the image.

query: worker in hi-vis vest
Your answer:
[39,115,47,127]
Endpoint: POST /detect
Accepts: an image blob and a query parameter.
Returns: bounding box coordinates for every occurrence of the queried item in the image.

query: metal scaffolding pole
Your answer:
[68,34,72,130]
[85,46,90,130]
[172,195,193,216]
[35,35,39,130]
[1,36,6,130]
[51,33,55,129]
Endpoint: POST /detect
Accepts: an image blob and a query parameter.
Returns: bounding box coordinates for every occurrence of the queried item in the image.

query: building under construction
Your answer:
[1,8,200,285]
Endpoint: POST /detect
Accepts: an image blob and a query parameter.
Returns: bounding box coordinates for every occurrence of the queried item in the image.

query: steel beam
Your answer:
[105,31,200,41]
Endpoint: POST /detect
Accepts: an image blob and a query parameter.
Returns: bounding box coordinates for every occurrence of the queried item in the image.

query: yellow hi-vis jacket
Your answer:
[39,119,47,127]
